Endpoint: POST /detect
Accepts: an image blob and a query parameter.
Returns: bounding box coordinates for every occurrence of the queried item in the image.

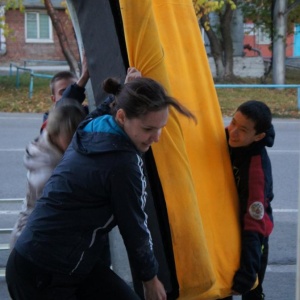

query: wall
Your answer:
[209,56,265,78]
[0,8,79,65]
[243,24,294,58]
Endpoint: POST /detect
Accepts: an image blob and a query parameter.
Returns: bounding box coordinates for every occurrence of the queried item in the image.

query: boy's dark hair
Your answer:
[237,100,272,134]
[50,71,78,94]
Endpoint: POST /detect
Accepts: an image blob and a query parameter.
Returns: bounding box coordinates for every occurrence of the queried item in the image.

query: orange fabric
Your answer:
[120,0,240,298]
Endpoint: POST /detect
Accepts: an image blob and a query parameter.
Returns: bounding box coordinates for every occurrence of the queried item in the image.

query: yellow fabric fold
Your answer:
[120,0,240,298]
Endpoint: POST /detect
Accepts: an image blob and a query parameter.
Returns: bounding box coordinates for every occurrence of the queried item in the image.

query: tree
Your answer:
[44,0,80,76]
[193,0,237,81]
[241,0,300,84]
[272,0,300,84]
[272,0,287,84]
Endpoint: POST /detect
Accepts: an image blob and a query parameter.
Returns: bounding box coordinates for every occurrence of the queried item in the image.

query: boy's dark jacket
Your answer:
[16,114,158,282]
[225,125,275,294]
[58,83,114,118]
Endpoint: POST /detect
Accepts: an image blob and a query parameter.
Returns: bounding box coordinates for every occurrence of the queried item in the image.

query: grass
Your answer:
[0,68,299,118]
[0,73,53,113]
[216,67,300,118]
[217,87,299,118]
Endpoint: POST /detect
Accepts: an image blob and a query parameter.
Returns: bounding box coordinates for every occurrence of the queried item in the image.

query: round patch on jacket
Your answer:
[249,202,264,220]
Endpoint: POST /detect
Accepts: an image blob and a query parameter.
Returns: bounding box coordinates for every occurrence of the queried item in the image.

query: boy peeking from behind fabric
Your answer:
[224,100,275,300]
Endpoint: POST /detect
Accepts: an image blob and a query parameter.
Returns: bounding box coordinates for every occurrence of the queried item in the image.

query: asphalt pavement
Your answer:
[0,113,299,300]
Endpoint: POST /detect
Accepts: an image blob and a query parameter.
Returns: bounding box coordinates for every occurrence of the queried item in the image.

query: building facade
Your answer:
[1,2,298,70]
[0,0,79,65]
[243,22,299,58]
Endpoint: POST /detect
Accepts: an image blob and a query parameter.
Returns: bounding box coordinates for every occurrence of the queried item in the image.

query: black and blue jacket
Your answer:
[16,114,158,281]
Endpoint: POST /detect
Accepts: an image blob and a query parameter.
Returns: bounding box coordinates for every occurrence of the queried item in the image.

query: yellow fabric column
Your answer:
[119,0,215,296]
[120,0,240,299]
[151,0,241,298]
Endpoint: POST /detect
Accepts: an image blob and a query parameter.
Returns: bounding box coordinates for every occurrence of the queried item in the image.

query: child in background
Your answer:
[40,53,90,132]
[10,102,86,248]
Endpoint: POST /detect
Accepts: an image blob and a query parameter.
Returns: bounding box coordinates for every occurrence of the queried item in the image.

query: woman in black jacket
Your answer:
[6,77,195,300]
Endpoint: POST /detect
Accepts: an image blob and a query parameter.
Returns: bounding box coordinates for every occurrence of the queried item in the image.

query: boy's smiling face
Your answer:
[227,111,266,148]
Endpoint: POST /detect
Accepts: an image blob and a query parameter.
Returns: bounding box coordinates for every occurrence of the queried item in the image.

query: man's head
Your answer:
[227,100,272,148]
[50,71,78,103]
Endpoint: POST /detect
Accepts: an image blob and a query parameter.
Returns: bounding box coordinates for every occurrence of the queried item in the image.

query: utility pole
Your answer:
[272,0,287,85]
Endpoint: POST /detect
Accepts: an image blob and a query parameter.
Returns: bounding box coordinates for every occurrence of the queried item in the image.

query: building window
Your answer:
[255,26,271,45]
[25,12,53,43]
[244,23,255,36]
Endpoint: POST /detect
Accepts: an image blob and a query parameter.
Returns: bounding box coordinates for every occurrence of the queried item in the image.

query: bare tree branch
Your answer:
[44,0,80,76]
[286,0,300,15]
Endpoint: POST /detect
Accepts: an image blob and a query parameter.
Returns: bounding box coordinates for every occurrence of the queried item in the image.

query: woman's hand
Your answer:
[124,67,142,84]
[143,275,166,300]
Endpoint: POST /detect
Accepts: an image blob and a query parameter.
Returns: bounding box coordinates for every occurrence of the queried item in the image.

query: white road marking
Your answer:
[0,149,24,152]
[273,209,298,213]
[267,264,296,273]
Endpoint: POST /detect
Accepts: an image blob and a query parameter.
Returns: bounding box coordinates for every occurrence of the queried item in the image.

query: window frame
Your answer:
[255,26,271,45]
[25,11,53,43]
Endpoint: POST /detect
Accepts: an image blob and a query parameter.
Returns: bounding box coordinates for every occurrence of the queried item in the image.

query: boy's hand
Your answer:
[124,67,142,84]
[231,289,240,295]
[77,50,90,88]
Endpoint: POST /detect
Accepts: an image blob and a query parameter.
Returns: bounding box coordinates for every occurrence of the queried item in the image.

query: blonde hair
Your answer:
[46,102,86,149]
